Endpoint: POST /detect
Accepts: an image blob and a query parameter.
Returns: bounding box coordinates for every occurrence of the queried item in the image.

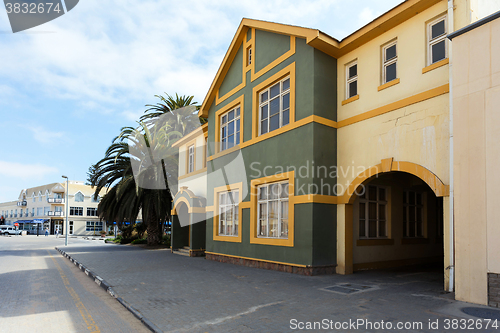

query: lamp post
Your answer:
[62,175,69,246]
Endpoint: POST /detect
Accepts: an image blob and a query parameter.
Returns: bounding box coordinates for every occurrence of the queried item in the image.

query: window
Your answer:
[19,210,22,217]
[346,61,358,99]
[14,209,17,218]
[32,193,36,203]
[70,207,83,216]
[247,46,252,66]
[36,207,43,216]
[257,181,289,239]
[32,208,35,217]
[91,195,100,203]
[55,193,63,199]
[74,192,84,202]
[10,210,13,217]
[86,221,103,232]
[218,190,239,237]
[259,77,290,135]
[87,207,97,217]
[44,207,50,216]
[55,206,63,213]
[359,185,388,239]
[427,15,447,65]
[382,41,397,84]
[403,191,424,238]
[188,145,195,173]
[38,192,42,202]
[220,107,240,151]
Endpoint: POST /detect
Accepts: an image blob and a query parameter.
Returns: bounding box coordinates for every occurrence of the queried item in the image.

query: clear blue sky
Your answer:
[0,0,403,202]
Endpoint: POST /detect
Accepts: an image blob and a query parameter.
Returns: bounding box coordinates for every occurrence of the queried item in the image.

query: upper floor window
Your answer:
[74,192,84,202]
[427,15,447,65]
[38,192,42,202]
[403,190,424,238]
[32,193,36,202]
[247,46,252,66]
[382,41,397,84]
[259,77,290,135]
[359,185,387,239]
[87,207,97,217]
[220,106,240,151]
[70,207,83,216]
[218,190,239,237]
[187,145,195,173]
[257,181,289,239]
[91,195,100,203]
[346,61,358,99]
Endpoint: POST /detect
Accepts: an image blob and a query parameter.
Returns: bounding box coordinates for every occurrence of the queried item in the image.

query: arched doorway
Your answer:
[172,202,190,250]
[336,158,451,289]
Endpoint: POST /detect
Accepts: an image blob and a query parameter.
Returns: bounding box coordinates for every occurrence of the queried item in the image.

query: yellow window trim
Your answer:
[212,182,243,243]
[184,138,197,176]
[178,167,207,181]
[422,58,449,74]
[250,171,295,247]
[208,114,337,162]
[214,95,245,155]
[377,78,400,91]
[252,62,296,140]
[215,30,296,106]
[341,94,359,106]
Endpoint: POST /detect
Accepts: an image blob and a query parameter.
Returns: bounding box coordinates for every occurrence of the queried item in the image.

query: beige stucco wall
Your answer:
[453,15,500,305]
[178,134,207,199]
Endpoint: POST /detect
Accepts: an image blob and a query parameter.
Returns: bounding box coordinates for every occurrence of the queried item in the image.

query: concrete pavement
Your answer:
[56,241,500,332]
[0,235,150,333]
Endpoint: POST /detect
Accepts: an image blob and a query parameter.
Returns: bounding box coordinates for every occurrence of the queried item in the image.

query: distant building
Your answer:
[0,181,107,236]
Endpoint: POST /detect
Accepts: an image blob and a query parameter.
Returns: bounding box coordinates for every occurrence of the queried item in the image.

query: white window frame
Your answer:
[345,61,358,99]
[382,41,397,84]
[257,181,289,239]
[218,190,239,237]
[70,206,83,216]
[74,191,84,203]
[358,185,388,239]
[403,190,425,238]
[87,207,97,217]
[258,76,291,136]
[32,192,36,203]
[188,145,195,173]
[427,15,447,65]
[220,106,241,151]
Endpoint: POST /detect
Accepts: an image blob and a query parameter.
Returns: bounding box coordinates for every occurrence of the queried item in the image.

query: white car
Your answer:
[0,226,22,235]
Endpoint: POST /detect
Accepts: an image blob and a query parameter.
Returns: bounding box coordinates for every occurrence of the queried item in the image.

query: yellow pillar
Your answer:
[336,203,353,275]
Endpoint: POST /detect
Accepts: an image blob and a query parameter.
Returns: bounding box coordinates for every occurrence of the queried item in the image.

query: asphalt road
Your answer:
[0,234,150,333]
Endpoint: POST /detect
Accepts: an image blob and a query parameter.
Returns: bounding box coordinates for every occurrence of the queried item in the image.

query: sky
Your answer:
[0,0,405,203]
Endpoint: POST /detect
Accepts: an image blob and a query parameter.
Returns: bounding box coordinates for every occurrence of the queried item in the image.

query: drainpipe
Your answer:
[447,0,455,293]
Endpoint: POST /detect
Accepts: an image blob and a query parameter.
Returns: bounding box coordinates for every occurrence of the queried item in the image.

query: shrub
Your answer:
[131,238,147,245]
[162,234,171,247]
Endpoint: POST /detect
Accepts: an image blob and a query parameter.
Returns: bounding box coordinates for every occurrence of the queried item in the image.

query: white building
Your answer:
[0,181,107,236]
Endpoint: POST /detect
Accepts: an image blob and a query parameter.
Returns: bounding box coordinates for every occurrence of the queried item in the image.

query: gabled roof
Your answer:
[198,0,441,118]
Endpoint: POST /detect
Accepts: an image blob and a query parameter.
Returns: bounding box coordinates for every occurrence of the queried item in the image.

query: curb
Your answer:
[55,247,163,333]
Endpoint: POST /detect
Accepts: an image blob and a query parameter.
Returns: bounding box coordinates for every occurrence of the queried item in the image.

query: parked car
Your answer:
[1,226,22,235]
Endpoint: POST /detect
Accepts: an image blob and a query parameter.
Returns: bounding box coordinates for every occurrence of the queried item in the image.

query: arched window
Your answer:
[74,192,84,202]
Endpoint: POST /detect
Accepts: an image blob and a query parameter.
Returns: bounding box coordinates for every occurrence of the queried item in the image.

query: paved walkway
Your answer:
[59,242,500,333]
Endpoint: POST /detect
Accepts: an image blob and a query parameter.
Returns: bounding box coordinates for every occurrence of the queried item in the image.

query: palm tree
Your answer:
[89,93,203,245]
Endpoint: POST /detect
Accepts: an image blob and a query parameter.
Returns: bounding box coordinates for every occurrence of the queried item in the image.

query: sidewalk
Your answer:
[57,243,499,333]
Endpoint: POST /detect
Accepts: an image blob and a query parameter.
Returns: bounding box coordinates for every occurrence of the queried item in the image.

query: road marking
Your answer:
[48,251,101,332]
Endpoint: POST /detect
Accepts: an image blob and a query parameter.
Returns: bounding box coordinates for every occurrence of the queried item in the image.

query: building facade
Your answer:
[449,10,500,307]
[0,181,107,236]
[169,0,500,303]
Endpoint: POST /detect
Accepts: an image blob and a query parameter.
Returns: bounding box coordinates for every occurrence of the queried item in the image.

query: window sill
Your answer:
[178,167,207,180]
[378,78,400,91]
[356,238,394,246]
[422,58,449,74]
[401,237,429,245]
[341,94,359,106]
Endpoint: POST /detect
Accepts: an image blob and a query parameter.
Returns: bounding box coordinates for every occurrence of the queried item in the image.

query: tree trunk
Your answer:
[146,208,161,245]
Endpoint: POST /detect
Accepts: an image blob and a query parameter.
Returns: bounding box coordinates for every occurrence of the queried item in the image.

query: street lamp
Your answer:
[62,175,69,246]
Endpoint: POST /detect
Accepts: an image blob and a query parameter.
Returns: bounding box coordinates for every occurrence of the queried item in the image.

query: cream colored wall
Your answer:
[337,1,449,121]
[453,16,500,305]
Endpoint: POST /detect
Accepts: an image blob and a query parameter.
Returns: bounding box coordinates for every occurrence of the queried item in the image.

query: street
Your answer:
[0,235,150,333]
